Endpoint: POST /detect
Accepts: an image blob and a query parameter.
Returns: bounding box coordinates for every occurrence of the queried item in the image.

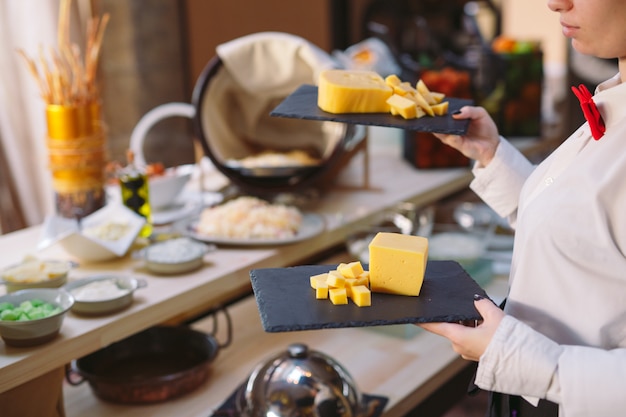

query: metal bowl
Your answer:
[236,343,363,417]
[0,258,74,293]
[63,275,147,316]
[133,237,215,275]
[0,288,74,347]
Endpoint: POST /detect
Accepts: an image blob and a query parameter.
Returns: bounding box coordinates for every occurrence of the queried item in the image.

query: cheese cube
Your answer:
[350,285,371,307]
[310,273,329,289]
[368,232,429,296]
[354,273,369,287]
[344,278,358,297]
[318,69,393,114]
[315,281,329,299]
[337,261,364,278]
[327,271,346,288]
[329,288,348,305]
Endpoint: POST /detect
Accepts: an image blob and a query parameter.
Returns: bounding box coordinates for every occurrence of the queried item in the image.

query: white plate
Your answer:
[151,192,223,226]
[187,213,325,246]
[151,198,201,226]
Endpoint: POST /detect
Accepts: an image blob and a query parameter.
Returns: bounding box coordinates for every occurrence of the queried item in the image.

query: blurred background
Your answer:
[0,0,618,231]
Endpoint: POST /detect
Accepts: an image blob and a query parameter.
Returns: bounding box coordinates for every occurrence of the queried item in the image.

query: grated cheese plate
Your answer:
[249,260,489,333]
[270,84,473,135]
[187,212,325,246]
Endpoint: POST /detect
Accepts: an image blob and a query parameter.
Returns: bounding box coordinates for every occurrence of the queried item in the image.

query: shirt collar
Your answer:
[594,73,626,130]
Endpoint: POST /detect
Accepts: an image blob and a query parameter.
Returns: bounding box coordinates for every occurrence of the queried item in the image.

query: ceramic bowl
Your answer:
[63,275,147,316]
[149,165,193,209]
[0,258,75,293]
[133,237,215,275]
[53,204,146,262]
[0,288,74,347]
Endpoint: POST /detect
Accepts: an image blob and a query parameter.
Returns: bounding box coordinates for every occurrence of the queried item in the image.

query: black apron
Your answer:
[484,391,559,417]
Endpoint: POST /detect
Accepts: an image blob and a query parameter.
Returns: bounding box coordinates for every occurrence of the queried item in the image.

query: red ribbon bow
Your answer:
[571,84,605,140]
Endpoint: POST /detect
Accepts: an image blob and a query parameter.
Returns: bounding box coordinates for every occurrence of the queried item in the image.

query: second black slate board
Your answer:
[249,260,489,333]
[270,84,473,134]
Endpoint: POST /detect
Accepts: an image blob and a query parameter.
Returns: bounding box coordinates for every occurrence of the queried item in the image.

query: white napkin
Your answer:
[197,32,343,162]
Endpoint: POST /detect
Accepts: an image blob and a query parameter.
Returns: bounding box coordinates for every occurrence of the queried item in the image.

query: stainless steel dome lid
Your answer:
[235,343,363,417]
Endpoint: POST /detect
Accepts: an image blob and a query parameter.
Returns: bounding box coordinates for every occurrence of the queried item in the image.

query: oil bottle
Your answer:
[119,149,152,237]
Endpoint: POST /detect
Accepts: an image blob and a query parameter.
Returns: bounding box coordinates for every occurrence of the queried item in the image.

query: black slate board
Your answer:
[249,260,489,333]
[270,84,473,134]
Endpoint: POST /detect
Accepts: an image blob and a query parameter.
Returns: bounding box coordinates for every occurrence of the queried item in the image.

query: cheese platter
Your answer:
[249,260,489,332]
[270,84,473,135]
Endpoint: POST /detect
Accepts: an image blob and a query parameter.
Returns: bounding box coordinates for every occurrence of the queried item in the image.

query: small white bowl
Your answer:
[134,237,215,275]
[149,165,193,209]
[64,275,147,315]
[0,288,74,347]
[1,258,75,293]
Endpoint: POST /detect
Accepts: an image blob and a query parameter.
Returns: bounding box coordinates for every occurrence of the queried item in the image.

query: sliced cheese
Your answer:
[430,91,446,104]
[416,79,435,105]
[318,69,393,114]
[384,74,402,87]
[405,91,434,116]
[386,94,419,119]
[431,101,449,116]
[368,232,429,296]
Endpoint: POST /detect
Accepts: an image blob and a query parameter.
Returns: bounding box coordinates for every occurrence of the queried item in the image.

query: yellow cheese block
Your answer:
[317,69,393,114]
[368,232,429,296]
[329,288,348,305]
[350,285,371,307]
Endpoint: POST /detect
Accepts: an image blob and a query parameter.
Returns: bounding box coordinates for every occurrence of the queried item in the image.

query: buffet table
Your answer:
[0,130,557,416]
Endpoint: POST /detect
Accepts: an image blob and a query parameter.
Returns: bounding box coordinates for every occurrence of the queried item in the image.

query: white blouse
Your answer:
[470,73,626,417]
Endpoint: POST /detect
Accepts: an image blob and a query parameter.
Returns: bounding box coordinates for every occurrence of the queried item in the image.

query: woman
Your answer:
[419,0,626,416]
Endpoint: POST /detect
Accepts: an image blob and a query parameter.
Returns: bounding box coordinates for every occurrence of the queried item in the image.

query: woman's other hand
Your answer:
[418,296,505,361]
[434,106,500,167]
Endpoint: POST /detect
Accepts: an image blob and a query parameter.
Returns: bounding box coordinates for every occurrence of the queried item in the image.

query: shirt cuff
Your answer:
[469,137,534,221]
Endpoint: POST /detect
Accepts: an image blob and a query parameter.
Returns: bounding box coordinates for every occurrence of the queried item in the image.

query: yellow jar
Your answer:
[45,101,107,218]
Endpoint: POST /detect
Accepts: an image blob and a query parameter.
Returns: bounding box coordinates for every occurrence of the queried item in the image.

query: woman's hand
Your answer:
[434,106,500,167]
[418,297,505,361]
